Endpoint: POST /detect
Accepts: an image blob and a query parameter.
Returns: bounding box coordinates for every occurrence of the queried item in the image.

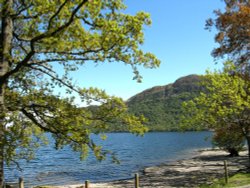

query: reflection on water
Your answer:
[5,131,212,187]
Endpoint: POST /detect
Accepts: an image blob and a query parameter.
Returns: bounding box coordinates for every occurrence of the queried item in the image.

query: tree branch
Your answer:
[12,1,33,18]
[37,48,103,56]
[31,0,88,43]
[21,108,57,134]
[47,0,70,30]
[1,1,89,84]
[30,65,80,94]
[22,108,90,148]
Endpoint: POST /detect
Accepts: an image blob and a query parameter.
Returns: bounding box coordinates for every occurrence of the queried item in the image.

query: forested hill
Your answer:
[127,75,203,131]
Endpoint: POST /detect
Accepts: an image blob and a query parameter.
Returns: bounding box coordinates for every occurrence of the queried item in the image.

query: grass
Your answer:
[34,186,84,188]
[200,173,250,188]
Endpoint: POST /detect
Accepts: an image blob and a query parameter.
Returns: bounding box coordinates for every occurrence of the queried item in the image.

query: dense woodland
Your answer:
[126,75,203,131]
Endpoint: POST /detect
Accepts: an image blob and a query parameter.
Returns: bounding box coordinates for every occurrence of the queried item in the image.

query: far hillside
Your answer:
[127,75,203,131]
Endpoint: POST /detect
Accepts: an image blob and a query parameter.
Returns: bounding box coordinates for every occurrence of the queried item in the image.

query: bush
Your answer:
[212,125,245,156]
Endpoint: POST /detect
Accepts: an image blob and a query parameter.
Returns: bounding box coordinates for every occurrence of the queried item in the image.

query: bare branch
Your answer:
[9,159,23,171]
[30,63,56,74]
[30,65,80,94]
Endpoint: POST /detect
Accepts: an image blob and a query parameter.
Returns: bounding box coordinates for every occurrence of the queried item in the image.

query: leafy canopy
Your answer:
[180,62,250,156]
[212,124,245,155]
[180,62,250,135]
[206,0,250,67]
[0,0,160,165]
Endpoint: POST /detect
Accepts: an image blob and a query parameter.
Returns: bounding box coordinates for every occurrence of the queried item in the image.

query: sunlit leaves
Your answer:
[180,61,250,155]
[4,85,149,164]
[1,0,159,166]
[180,61,250,134]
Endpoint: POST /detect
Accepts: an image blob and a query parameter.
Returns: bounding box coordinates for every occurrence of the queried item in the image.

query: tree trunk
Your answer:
[0,88,5,188]
[0,0,13,187]
[228,148,239,157]
[246,135,250,169]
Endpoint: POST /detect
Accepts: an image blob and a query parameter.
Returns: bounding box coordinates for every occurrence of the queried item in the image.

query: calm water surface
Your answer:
[5,132,212,187]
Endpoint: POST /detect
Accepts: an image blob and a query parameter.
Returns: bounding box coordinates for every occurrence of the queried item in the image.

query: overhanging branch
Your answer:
[2,1,89,84]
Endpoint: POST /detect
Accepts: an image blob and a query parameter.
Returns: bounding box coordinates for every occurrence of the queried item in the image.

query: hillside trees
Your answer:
[0,0,160,186]
[180,62,250,159]
[127,75,203,131]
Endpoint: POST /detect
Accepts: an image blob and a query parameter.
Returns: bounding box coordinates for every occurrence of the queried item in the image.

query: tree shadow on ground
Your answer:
[109,151,249,187]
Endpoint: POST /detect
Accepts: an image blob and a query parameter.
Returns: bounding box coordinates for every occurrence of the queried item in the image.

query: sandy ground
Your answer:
[37,149,249,188]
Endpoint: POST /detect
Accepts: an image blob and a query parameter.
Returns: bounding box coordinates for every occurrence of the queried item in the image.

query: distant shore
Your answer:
[39,148,249,188]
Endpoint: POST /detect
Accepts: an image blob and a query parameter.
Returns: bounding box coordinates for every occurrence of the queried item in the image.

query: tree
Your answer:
[212,124,245,156]
[202,0,250,161]
[206,0,250,69]
[180,62,250,161]
[0,0,160,186]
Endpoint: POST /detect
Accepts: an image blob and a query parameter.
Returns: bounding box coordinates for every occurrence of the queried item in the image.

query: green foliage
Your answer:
[212,125,245,156]
[0,0,160,168]
[127,75,203,131]
[180,61,250,155]
[200,173,250,188]
[180,62,250,129]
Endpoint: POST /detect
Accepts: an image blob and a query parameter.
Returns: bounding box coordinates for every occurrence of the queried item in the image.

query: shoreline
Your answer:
[39,148,249,188]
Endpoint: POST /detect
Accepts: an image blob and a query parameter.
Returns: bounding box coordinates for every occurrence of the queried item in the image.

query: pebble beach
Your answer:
[42,149,249,188]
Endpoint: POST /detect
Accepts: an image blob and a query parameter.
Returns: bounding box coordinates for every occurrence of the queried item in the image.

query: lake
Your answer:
[4,131,212,187]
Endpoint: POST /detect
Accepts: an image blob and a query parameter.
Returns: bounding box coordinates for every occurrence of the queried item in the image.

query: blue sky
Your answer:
[73,0,225,101]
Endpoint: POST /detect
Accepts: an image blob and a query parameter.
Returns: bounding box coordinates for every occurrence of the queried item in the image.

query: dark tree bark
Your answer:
[0,0,13,187]
[246,136,250,168]
[227,148,239,157]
